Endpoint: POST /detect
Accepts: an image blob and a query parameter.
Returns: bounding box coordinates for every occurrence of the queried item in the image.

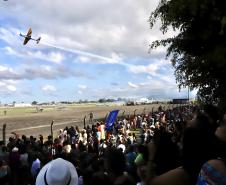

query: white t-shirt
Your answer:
[20,153,29,167]
[31,158,41,177]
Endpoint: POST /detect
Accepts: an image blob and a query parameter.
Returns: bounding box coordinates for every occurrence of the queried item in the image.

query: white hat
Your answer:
[36,158,78,185]
[12,147,19,152]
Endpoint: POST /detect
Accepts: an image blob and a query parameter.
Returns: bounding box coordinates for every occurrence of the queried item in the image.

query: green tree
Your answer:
[149,0,226,110]
[98,98,106,103]
[31,101,38,105]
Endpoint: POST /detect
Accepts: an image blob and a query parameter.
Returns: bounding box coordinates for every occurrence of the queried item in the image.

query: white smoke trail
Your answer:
[41,41,119,64]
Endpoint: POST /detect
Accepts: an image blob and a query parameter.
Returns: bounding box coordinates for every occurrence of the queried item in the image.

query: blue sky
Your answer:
[0,0,196,104]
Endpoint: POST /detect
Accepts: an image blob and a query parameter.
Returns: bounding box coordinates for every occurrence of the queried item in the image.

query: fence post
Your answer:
[50,120,54,155]
[2,124,6,145]
[105,113,109,122]
[51,120,54,140]
[122,110,125,118]
[84,116,86,128]
[143,108,146,115]
[134,109,137,117]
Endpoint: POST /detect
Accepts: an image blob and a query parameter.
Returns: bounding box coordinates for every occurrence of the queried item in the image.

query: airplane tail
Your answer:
[36,37,41,44]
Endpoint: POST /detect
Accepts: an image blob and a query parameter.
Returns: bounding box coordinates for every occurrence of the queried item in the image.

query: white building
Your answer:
[14,103,32,107]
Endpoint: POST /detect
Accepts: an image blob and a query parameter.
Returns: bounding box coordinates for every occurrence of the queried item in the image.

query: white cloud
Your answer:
[0,80,18,96]
[77,90,83,94]
[0,63,85,80]
[128,82,139,88]
[30,51,65,64]
[41,85,56,92]
[78,84,87,90]
[127,59,171,76]
[3,46,65,64]
[7,85,17,91]
[77,85,87,95]
[87,81,195,100]
[0,65,20,79]
[0,27,21,46]
[147,75,153,80]
[0,65,13,72]
[128,63,158,75]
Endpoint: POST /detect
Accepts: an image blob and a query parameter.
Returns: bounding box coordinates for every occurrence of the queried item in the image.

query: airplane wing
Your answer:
[26,28,32,37]
[23,38,30,45]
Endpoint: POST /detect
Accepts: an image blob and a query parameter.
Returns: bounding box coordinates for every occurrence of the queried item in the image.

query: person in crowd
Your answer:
[0,159,10,185]
[145,111,218,185]
[19,146,30,185]
[126,145,137,175]
[9,147,20,185]
[0,144,9,164]
[105,148,136,185]
[36,158,78,185]
[197,116,226,184]
[31,153,41,183]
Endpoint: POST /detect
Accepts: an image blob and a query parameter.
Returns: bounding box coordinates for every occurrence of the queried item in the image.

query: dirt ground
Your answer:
[0,104,172,140]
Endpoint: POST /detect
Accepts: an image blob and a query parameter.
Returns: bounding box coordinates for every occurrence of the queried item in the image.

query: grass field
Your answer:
[0,103,103,117]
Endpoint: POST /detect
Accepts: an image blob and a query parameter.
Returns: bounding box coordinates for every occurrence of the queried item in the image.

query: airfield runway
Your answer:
[0,104,172,141]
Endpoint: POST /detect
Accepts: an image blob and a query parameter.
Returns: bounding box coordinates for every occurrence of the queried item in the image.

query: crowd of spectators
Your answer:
[0,104,225,185]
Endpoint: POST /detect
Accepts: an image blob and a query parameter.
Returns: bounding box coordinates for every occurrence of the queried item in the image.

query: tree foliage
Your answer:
[31,101,38,105]
[149,0,226,109]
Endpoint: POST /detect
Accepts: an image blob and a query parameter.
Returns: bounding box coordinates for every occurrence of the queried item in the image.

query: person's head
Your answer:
[22,135,27,141]
[47,135,52,141]
[105,148,126,179]
[215,125,226,160]
[114,175,136,185]
[2,146,7,152]
[39,135,44,141]
[0,140,3,147]
[30,135,34,141]
[203,104,220,125]
[182,112,217,183]
[91,172,110,185]
[9,137,14,142]
[127,145,134,153]
[136,165,147,183]
[36,158,78,185]
[197,124,226,185]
